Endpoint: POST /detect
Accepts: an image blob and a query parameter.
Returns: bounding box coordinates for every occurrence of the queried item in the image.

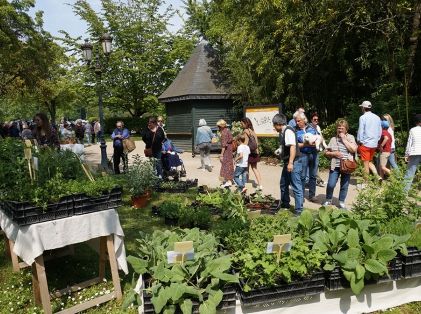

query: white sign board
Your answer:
[245,106,279,137]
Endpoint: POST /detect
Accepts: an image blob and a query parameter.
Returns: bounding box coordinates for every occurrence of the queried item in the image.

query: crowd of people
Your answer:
[0,115,101,146]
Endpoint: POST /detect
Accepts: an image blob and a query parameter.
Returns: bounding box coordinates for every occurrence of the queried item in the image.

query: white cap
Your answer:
[359,101,372,109]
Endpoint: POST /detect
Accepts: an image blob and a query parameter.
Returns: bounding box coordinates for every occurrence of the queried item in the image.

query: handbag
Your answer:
[123,137,136,153]
[247,130,258,152]
[336,137,357,174]
[144,130,156,157]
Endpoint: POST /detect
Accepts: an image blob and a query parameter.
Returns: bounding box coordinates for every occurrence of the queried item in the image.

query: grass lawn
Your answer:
[0,188,421,313]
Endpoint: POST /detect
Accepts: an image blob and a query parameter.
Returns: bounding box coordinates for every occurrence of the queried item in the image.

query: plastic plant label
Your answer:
[266,242,292,253]
[174,241,193,253]
[33,157,39,171]
[167,250,194,264]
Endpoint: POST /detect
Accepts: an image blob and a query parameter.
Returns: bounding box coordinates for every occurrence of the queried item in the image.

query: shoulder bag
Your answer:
[336,137,357,174]
[123,137,136,153]
[144,131,156,157]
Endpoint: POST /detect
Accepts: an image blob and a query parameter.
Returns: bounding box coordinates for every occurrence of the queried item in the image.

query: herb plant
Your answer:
[126,155,159,197]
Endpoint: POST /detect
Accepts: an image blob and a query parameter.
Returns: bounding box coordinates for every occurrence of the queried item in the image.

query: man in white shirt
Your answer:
[273,113,303,215]
[233,134,251,193]
[404,114,421,192]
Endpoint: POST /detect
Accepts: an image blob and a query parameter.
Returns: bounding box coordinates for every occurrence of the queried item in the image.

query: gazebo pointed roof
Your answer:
[158,41,230,103]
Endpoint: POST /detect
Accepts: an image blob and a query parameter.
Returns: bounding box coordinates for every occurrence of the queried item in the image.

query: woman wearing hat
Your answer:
[217,119,234,187]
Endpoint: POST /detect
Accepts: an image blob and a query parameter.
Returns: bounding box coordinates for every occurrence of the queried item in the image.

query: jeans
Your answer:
[280,156,304,213]
[113,146,128,174]
[404,155,421,192]
[305,152,318,198]
[388,149,399,169]
[325,167,351,202]
[234,166,248,189]
[152,150,163,177]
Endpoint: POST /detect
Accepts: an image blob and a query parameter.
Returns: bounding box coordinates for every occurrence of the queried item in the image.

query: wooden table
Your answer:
[0,209,127,313]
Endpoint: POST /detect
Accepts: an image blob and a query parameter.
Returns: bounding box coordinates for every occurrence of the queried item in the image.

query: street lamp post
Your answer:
[81,34,113,170]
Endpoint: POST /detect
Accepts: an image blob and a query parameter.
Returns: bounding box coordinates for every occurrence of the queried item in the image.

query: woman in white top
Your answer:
[383,114,398,169]
[404,114,421,192]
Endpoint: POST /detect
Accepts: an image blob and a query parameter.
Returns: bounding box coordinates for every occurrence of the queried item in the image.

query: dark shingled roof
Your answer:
[158,41,230,103]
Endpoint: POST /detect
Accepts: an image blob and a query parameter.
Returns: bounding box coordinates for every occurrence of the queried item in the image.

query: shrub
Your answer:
[258,137,279,157]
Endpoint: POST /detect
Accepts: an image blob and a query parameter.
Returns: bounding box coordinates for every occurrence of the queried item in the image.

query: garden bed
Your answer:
[238,271,325,306]
[0,187,122,226]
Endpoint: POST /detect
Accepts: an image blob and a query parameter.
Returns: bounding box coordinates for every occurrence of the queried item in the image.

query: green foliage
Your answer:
[258,137,279,157]
[159,201,182,220]
[178,206,212,230]
[126,228,238,313]
[352,171,419,221]
[126,155,159,197]
[72,0,195,117]
[300,208,411,294]
[104,116,148,134]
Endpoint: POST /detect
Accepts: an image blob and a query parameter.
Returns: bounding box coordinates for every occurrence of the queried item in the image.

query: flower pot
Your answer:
[132,193,150,208]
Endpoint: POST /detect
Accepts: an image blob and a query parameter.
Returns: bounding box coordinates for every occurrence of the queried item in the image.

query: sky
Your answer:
[29,0,186,39]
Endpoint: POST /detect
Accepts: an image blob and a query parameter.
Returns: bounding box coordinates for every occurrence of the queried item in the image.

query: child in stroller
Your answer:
[161,138,186,180]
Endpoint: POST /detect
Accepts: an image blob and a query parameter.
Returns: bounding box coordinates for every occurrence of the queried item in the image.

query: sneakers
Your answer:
[338,202,347,210]
[322,200,332,206]
[357,183,367,190]
[220,182,232,188]
[241,187,247,194]
[256,185,263,191]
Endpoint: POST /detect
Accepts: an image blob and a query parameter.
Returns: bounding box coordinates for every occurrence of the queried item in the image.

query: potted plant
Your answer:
[127,155,159,208]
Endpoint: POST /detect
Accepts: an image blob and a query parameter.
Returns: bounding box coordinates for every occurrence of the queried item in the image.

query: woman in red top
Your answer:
[379,120,392,178]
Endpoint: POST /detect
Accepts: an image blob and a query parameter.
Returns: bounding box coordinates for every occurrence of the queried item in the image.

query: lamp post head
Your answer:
[81,39,93,62]
[101,33,113,56]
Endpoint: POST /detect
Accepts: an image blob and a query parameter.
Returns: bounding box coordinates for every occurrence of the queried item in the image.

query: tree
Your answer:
[72,0,195,117]
[185,0,421,129]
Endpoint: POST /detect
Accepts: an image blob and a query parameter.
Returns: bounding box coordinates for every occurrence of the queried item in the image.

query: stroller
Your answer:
[161,138,186,180]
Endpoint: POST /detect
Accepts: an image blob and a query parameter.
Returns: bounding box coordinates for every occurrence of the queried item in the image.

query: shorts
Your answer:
[380,152,391,167]
[358,145,377,161]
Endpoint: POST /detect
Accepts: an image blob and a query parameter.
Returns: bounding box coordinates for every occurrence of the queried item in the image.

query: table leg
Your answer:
[106,235,122,300]
[8,239,20,272]
[98,237,107,281]
[33,255,52,314]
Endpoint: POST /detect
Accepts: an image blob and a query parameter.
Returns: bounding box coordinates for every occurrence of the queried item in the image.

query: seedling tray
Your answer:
[143,285,236,314]
[0,196,74,226]
[239,271,325,305]
[0,187,122,226]
[402,247,421,278]
[155,181,188,193]
[73,187,122,215]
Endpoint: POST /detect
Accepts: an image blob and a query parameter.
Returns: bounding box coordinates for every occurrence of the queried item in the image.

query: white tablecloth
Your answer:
[60,144,85,160]
[0,208,128,274]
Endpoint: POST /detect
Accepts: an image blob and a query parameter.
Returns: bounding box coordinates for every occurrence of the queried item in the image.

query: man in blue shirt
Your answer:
[111,121,130,174]
[357,101,382,182]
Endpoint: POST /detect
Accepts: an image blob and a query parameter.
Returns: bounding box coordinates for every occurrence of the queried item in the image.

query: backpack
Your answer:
[247,131,258,152]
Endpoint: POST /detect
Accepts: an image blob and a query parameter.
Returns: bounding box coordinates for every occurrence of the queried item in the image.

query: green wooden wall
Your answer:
[165,99,234,151]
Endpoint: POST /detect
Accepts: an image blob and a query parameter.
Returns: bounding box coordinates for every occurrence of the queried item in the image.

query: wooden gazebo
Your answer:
[158,41,234,151]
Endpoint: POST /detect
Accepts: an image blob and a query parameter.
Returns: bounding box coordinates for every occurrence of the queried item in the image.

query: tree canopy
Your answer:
[186,0,421,129]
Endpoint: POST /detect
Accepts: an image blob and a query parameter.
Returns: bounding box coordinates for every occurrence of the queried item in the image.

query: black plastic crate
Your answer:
[402,247,421,278]
[325,268,350,291]
[0,196,74,226]
[239,271,325,305]
[73,187,122,215]
[143,285,236,313]
[185,179,198,188]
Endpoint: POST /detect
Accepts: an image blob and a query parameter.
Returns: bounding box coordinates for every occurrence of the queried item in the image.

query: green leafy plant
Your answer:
[159,201,182,220]
[178,206,212,230]
[126,155,159,197]
[352,171,418,222]
[125,228,238,314]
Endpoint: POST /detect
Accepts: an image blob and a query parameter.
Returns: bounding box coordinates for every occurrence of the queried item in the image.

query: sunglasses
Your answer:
[312,118,319,121]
